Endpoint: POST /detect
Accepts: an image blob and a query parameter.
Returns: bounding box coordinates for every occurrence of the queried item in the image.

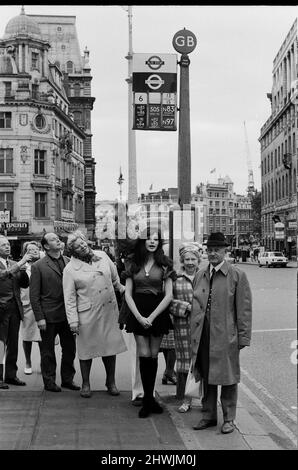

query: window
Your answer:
[0,148,13,174]
[67,61,74,74]
[73,111,82,126]
[34,149,46,175]
[35,114,46,129]
[31,52,39,70]
[0,112,12,128]
[4,82,12,97]
[32,84,39,100]
[35,193,47,218]
[0,192,13,217]
[74,83,80,97]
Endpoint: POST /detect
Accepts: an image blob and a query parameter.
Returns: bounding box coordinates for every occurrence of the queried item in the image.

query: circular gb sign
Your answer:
[145,74,165,90]
[172,28,197,54]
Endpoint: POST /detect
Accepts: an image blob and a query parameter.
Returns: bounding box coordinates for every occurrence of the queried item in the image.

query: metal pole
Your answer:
[125,6,138,204]
[177,54,191,207]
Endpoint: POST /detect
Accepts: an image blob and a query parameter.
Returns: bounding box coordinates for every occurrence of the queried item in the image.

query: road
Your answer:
[235,262,297,450]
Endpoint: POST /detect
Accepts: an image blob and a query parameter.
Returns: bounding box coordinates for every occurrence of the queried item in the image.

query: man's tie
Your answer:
[6,259,9,269]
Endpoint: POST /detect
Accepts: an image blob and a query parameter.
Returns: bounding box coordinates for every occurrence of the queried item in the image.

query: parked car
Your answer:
[258,251,288,268]
[225,252,236,264]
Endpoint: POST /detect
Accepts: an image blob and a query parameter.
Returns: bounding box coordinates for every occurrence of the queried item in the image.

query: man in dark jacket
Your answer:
[0,235,32,388]
[30,232,79,392]
[191,232,252,434]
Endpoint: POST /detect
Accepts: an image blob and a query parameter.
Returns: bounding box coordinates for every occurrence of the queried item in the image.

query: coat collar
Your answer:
[45,254,68,277]
[70,255,103,272]
[203,260,229,278]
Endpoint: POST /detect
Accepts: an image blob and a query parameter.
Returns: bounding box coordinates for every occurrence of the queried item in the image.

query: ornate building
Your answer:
[0,8,87,258]
[28,13,96,240]
[259,19,297,257]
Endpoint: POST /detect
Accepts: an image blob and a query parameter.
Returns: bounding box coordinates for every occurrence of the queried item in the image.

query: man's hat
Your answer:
[206,232,229,247]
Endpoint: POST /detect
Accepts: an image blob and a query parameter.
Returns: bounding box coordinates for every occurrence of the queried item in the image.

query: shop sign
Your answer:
[54,221,79,233]
[0,222,29,234]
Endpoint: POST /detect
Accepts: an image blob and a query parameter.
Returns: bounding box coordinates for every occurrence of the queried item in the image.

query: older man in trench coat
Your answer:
[190,232,252,434]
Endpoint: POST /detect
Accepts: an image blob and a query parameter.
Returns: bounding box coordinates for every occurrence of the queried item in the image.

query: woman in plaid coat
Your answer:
[170,242,201,412]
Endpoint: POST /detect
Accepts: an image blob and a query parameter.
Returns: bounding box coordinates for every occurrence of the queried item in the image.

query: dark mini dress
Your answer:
[125,264,175,337]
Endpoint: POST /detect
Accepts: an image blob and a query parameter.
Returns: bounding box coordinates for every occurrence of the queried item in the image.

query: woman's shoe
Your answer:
[162,373,177,385]
[106,383,120,396]
[178,402,191,413]
[80,386,91,398]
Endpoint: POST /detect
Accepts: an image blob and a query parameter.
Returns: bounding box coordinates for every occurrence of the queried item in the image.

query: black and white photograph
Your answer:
[0,4,296,456]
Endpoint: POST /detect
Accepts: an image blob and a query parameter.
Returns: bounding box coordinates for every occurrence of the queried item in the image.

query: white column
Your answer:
[18,44,22,72]
[25,44,29,73]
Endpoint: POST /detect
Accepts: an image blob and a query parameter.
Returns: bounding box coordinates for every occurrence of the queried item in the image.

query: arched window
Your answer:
[293,168,297,195]
[74,83,80,97]
[275,179,278,200]
[278,177,281,199]
[271,180,274,203]
[282,175,285,198]
[268,182,270,203]
[67,61,74,74]
[285,173,288,196]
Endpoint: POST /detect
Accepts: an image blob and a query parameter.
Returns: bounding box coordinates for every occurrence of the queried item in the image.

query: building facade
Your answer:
[195,176,253,246]
[0,8,88,258]
[259,19,297,258]
[28,13,96,240]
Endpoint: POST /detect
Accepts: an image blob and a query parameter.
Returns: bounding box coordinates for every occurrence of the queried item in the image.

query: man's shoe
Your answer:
[61,381,80,391]
[221,421,235,434]
[193,419,217,430]
[5,377,26,386]
[0,380,9,389]
[131,397,143,407]
[44,383,61,392]
[106,384,120,396]
[138,405,151,418]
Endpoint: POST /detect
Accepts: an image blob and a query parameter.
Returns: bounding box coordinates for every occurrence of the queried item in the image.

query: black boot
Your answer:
[149,357,163,414]
[138,356,152,418]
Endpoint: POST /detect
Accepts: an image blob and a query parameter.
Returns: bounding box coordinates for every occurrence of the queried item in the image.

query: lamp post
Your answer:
[123,5,137,204]
[117,168,125,202]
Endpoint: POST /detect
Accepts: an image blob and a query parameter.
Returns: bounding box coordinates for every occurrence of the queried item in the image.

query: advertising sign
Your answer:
[132,53,177,131]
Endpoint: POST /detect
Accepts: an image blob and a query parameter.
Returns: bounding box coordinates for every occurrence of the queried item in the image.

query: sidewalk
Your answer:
[0,357,282,451]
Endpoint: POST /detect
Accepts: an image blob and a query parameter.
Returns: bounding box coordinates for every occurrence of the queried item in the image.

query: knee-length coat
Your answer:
[62,251,127,360]
[169,272,195,373]
[190,261,252,385]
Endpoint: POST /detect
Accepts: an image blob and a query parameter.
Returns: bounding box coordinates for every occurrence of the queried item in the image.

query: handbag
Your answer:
[185,364,203,399]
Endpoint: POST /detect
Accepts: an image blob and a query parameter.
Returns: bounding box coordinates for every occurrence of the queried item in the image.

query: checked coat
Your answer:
[169,271,196,374]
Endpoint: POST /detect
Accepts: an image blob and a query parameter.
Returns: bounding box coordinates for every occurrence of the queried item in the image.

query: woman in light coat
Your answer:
[63,231,127,398]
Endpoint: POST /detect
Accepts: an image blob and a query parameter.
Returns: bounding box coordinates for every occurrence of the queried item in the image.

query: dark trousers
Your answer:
[39,320,76,387]
[4,300,21,380]
[202,383,238,421]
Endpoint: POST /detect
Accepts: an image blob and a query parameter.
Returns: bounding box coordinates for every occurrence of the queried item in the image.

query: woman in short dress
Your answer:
[124,228,176,418]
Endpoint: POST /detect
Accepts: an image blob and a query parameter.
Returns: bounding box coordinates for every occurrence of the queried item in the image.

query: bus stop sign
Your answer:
[172,28,197,54]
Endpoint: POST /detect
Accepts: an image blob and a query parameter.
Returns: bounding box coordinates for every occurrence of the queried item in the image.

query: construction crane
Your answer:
[243,121,255,198]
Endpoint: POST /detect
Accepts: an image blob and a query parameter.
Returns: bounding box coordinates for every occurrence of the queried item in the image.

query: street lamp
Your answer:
[117,168,125,201]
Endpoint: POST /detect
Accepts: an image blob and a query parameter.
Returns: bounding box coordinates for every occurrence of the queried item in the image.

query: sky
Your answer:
[0,4,297,201]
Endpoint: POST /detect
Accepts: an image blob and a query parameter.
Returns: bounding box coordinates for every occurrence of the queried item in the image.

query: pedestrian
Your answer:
[30,232,79,392]
[20,241,42,375]
[62,231,127,398]
[0,235,33,389]
[160,331,177,385]
[170,242,201,413]
[191,232,252,434]
[123,227,176,418]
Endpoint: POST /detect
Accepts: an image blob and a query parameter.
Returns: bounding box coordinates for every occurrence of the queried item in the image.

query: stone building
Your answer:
[0,8,87,258]
[195,176,253,246]
[259,18,297,257]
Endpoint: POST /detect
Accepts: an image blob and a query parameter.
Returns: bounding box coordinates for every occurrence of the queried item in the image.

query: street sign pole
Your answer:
[178,53,191,207]
[172,28,197,208]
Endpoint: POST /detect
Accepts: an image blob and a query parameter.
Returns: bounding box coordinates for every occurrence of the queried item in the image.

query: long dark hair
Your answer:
[128,228,173,275]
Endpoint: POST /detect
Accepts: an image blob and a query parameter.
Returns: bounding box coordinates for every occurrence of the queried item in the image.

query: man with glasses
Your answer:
[30,233,79,392]
[190,232,252,434]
